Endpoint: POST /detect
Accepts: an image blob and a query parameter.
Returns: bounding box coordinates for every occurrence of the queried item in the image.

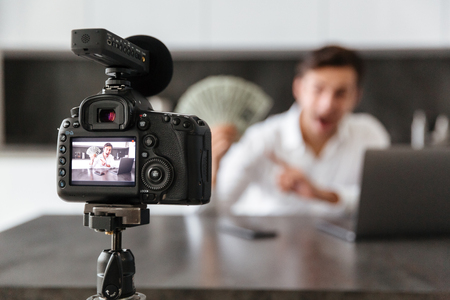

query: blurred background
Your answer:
[2,0,450,231]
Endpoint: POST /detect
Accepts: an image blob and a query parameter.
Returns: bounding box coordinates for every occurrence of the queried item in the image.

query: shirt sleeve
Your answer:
[214,123,270,212]
[333,184,360,214]
[357,113,391,148]
[335,114,391,213]
[92,156,101,167]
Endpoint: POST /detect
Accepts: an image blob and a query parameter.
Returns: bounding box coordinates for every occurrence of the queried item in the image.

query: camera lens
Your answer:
[98,109,116,123]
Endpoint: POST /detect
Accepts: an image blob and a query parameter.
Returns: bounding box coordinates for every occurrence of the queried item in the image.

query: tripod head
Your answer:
[84,204,149,300]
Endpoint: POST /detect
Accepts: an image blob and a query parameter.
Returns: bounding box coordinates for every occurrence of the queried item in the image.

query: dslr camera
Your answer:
[56,29,211,206]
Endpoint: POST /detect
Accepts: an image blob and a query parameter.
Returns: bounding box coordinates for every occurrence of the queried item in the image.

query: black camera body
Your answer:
[57,29,211,205]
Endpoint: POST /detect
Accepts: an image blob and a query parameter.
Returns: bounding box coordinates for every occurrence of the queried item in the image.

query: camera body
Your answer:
[57,86,211,205]
[57,29,211,205]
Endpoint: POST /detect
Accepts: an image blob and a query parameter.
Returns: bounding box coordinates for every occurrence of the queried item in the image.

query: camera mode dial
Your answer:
[141,157,173,191]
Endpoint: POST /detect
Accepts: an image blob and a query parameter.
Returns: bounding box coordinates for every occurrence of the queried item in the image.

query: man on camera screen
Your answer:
[92,143,114,168]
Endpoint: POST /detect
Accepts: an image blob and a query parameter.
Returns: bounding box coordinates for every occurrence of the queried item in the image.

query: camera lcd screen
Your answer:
[70,137,136,186]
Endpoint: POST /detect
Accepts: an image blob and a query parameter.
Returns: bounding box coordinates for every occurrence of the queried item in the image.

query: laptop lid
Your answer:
[115,157,134,175]
[355,147,450,239]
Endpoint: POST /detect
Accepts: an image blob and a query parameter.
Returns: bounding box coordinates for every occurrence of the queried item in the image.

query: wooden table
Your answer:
[71,168,135,185]
[0,215,449,299]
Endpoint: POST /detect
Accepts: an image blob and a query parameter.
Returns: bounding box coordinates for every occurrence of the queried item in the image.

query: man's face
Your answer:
[293,66,360,138]
[104,146,112,157]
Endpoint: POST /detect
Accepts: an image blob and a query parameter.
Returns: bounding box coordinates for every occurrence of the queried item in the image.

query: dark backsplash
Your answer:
[5,51,450,145]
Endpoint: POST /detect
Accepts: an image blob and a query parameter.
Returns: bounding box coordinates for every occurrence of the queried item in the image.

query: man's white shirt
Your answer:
[92,153,115,168]
[215,104,390,217]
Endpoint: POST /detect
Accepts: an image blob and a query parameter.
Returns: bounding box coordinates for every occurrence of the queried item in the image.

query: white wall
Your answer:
[0,0,449,51]
[0,152,84,232]
[0,52,3,146]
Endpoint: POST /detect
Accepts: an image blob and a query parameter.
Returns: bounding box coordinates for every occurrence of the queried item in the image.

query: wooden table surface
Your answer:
[0,215,449,300]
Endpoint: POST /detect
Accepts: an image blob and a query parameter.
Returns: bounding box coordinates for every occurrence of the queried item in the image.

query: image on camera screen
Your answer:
[70,137,136,186]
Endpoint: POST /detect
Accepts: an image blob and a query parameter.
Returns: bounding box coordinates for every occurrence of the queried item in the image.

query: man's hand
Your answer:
[277,167,317,198]
[270,153,339,204]
[211,124,238,187]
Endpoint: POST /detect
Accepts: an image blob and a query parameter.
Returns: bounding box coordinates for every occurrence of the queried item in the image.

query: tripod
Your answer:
[84,204,150,300]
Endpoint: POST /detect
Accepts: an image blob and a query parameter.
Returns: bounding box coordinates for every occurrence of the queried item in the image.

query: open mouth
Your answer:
[317,117,336,130]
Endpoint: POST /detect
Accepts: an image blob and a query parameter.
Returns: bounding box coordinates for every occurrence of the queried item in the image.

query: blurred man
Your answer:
[213,46,390,216]
[92,143,114,168]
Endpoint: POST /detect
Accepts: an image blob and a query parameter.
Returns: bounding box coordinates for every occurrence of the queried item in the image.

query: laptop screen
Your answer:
[70,137,136,187]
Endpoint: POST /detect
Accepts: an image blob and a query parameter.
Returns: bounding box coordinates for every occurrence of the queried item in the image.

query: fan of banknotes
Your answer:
[175,75,273,136]
[86,146,101,158]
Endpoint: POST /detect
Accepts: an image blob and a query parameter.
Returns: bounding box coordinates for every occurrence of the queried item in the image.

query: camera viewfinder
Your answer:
[99,109,116,123]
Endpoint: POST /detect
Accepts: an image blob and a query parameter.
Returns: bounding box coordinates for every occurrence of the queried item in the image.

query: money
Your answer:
[175,76,273,136]
[86,146,101,157]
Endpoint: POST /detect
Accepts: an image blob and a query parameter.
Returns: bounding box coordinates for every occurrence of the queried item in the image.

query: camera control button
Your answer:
[138,119,150,130]
[59,145,66,154]
[142,193,156,203]
[59,157,66,165]
[58,180,66,188]
[73,121,80,128]
[163,115,170,122]
[149,168,163,182]
[63,121,70,128]
[172,118,181,125]
[60,134,67,142]
[143,135,156,147]
[142,158,173,191]
[143,193,154,200]
[141,152,149,158]
[183,121,191,128]
[59,168,66,177]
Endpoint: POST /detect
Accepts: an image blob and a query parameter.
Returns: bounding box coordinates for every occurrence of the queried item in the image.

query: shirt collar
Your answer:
[282,104,305,151]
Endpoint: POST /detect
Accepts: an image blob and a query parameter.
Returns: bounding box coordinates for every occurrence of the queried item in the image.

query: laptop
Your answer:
[317,147,450,242]
[109,157,134,175]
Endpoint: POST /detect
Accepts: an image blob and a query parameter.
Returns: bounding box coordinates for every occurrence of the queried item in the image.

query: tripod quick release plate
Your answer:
[84,204,150,232]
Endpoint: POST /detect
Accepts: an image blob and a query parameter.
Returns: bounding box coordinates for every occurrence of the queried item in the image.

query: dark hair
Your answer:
[104,143,113,149]
[295,45,364,87]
